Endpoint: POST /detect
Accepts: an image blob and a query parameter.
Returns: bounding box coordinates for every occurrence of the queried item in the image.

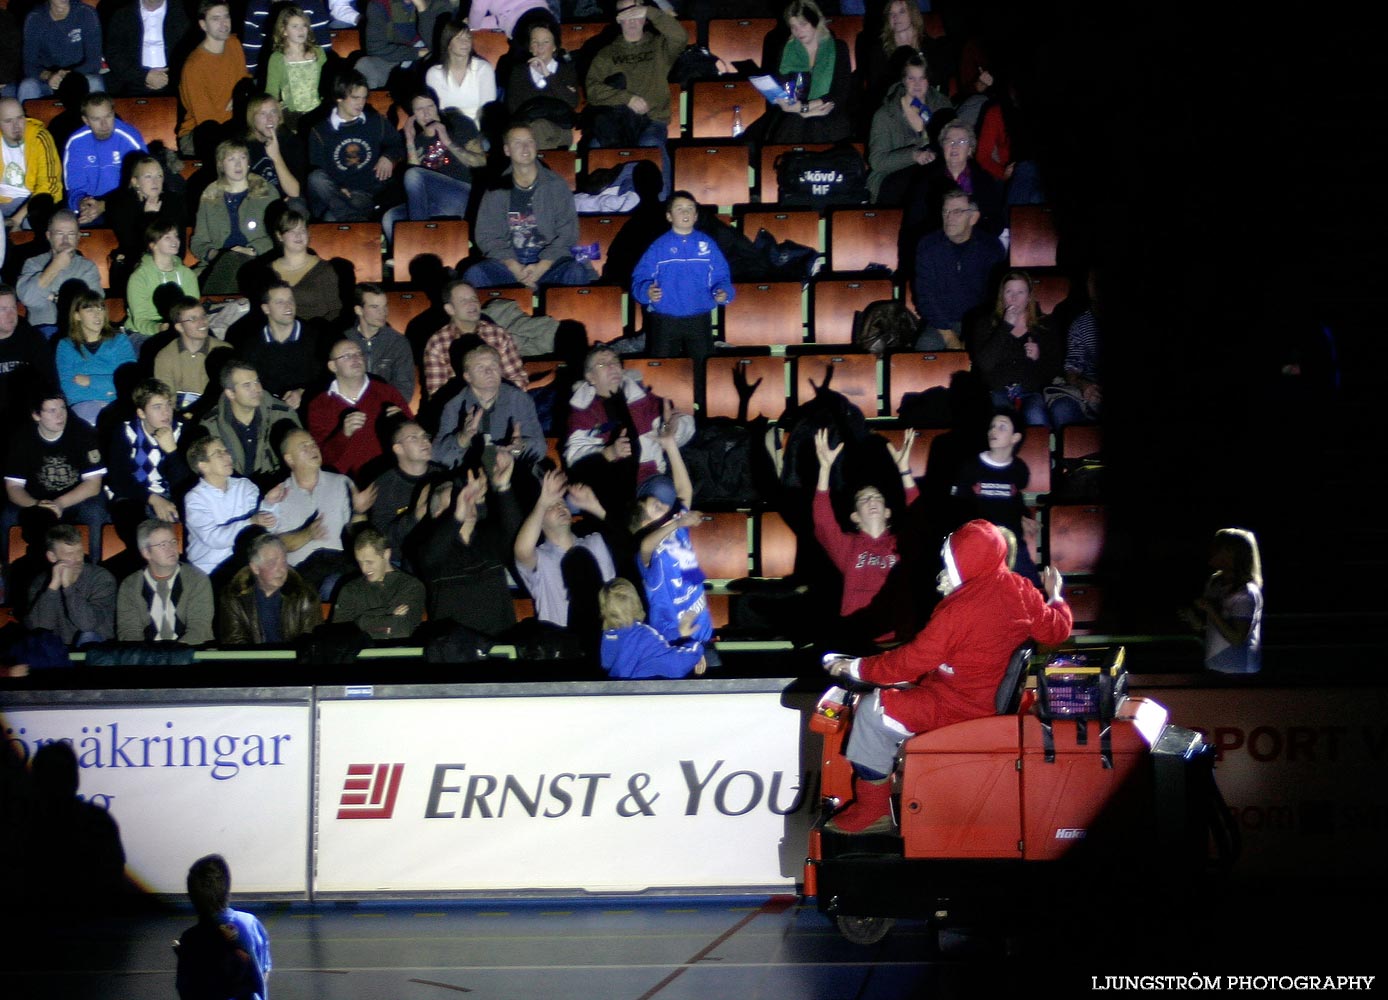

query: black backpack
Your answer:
[684,418,758,508]
[774,144,869,208]
[852,299,917,355]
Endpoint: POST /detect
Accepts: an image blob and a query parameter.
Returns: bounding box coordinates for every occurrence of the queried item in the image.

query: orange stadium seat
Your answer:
[309,222,384,282]
[1019,425,1051,495]
[673,143,750,209]
[329,28,360,59]
[79,228,119,289]
[688,79,766,139]
[1058,423,1102,461]
[704,355,788,420]
[586,146,663,176]
[113,97,178,149]
[689,511,751,580]
[829,207,902,273]
[471,29,509,66]
[478,286,534,314]
[384,289,434,333]
[722,281,803,346]
[738,207,821,252]
[391,219,470,277]
[560,21,607,54]
[794,351,879,416]
[705,592,730,630]
[1008,204,1058,268]
[21,99,65,127]
[1034,273,1071,316]
[886,350,971,415]
[542,285,626,345]
[756,511,797,578]
[577,214,631,279]
[536,148,578,190]
[811,277,895,345]
[668,83,682,140]
[629,357,695,416]
[706,18,777,67]
[365,90,401,128]
[878,426,947,479]
[105,297,126,324]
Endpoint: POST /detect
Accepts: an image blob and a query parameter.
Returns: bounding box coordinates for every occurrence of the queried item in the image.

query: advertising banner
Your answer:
[2,700,313,895]
[315,691,815,894]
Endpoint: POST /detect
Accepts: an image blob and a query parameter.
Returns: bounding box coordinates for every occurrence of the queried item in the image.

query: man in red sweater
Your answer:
[306,337,411,483]
[823,518,1072,833]
[812,427,918,645]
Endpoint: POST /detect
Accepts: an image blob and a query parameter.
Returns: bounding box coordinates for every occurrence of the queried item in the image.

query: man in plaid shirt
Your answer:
[422,278,529,398]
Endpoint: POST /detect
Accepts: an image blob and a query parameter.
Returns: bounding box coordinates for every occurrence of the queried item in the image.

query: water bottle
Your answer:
[731,105,744,138]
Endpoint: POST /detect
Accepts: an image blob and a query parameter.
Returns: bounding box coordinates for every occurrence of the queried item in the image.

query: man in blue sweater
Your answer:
[18,0,105,103]
[631,192,735,411]
[307,69,405,222]
[911,189,1005,351]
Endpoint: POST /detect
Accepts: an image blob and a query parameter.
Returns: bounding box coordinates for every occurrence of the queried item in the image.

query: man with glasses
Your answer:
[15,208,100,336]
[306,336,412,482]
[911,189,1004,350]
[116,518,215,644]
[153,297,233,414]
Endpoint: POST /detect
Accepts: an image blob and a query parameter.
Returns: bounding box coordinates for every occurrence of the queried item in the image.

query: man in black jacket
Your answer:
[103,0,193,98]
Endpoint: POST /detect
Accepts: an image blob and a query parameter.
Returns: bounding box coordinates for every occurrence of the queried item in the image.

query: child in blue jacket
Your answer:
[599,578,706,678]
[631,191,735,408]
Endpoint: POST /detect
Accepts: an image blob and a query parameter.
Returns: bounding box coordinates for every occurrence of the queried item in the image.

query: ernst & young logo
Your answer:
[337,763,404,819]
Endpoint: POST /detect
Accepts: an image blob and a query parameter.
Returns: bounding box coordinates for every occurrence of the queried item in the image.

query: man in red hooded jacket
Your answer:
[823,518,1072,833]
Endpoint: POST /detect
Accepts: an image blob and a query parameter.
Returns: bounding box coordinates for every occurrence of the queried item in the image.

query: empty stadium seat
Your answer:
[536,148,578,190]
[1058,423,1102,460]
[79,228,119,289]
[630,357,695,415]
[586,146,664,177]
[478,286,533,314]
[1019,425,1051,495]
[21,99,65,127]
[471,29,509,66]
[542,285,626,345]
[1008,204,1058,268]
[811,277,894,345]
[756,511,797,578]
[1034,273,1070,315]
[577,214,631,279]
[794,351,879,416]
[704,355,788,420]
[329,28,360,58]
[722,281,803,346]
[365,90,400,128]
[309,222,384,282]
[1062,580,1104,635]
[688,79,766,139]
[689,511,751,580]
[391,219,470,277]
[105,297,126,324]
[560,21,606,52]
[706,18,777,67]
[829,207,902,273]
[384,289,433,333]
[1044,503,1106,575]
[886,350,970,415]
[523,357,571,391]
[113,97,178,149]
[738,207,821,252]
[705,592,730,630]
[673,143,751,209]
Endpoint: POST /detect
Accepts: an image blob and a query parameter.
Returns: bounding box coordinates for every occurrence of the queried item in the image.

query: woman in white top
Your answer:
[1182,527,1265,674]
[424,19,497,130]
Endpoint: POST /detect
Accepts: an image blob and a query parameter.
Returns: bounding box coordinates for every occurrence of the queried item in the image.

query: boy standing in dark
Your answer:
[176,853,272,1000]
[631,191,734,410]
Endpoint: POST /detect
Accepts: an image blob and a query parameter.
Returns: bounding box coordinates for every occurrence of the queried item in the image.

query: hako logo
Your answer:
[337,763,404,819]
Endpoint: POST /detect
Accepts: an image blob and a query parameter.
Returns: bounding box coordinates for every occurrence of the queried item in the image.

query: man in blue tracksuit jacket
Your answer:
[631,191,735,409]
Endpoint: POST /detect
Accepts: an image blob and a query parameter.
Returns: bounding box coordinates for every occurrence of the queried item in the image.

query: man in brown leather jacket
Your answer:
[218,532,318,644]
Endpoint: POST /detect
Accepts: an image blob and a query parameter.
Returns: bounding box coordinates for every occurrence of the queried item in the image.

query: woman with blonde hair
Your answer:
[264,6,327,129]
[190,140,281,295]
[969,269,1062,427]
[56,289,137,426]
[244,95,307,210]
[599,578,707,679]
[1183,528,1264,674]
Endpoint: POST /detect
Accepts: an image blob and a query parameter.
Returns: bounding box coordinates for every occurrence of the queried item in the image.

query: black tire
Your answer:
[835,914,895,945]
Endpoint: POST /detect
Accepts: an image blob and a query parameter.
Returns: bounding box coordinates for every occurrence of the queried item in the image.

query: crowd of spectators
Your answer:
[0,0,1104,677]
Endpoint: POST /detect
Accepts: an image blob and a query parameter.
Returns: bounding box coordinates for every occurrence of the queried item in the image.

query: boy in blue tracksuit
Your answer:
[631,191,735,409]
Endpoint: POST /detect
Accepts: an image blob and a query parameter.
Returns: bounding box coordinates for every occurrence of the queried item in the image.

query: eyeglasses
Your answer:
[146,538,179,550]
[944,138,971,147]
[331,351,364,362]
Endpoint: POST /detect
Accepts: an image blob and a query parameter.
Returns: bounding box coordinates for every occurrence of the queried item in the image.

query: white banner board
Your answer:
[2,702,312,894]
[315,692,813,893]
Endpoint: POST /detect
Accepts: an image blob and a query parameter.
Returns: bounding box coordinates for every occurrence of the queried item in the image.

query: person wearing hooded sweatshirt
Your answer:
[822,518,1072,834]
